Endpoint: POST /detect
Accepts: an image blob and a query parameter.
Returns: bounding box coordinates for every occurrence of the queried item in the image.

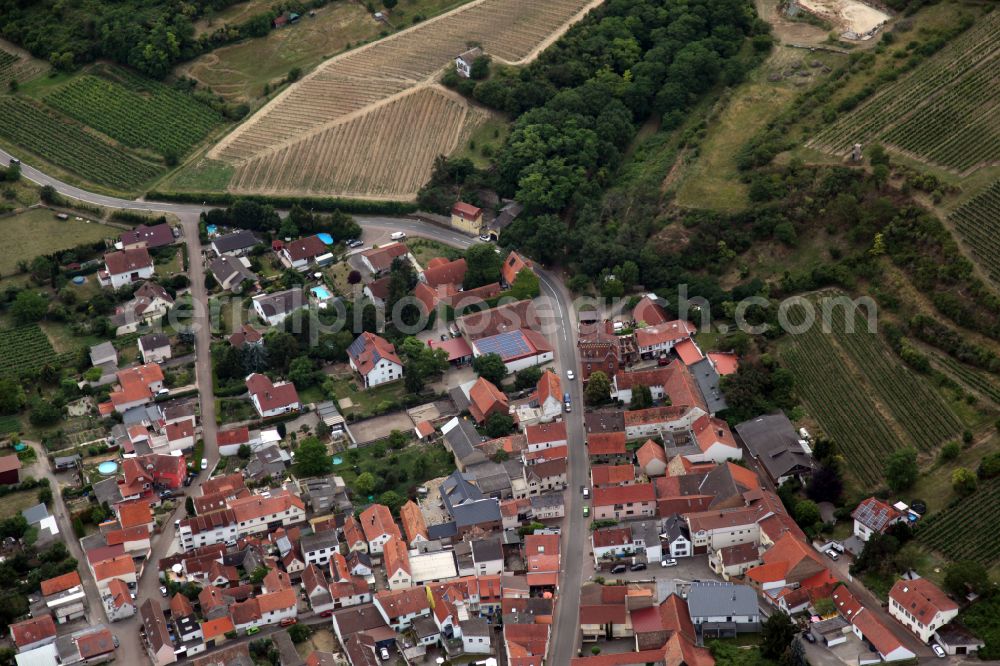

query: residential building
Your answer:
[852,497,905,542]
[103,577,138,622]
[229,323,263,348]
[39,572,87,625]
[246,373,300,418]
[633,293,670,326]
[501,250,532,287]
[359,504,402,555]
[383,537,412,590]
[686,507,759,554]
[109,281,174,334]
[467,376,508,424]
[735,413,814,486]
[100,247,154,289]
[400,501,429,548]
[252,288,304,327]
[592,484,656,521]
[636,440,668,477]
[471,328,553,373]
[524,421,567,453]
[454,47,482,78]
[535,370,562,421]
[10,614,57,652]
[211,230,261,256]
[140,599,177,666]
[347,332,403,388]
[279,235,329,270]
[360,242,410,275]
[634,319,695,358]
[888,578,959,643]
[108,363,164,413]
[138,333,171,364]
[120,222,174,249]
[451,201,483,235]
[301,530,341,566]
[0,454,21,485]
[229,490,306,537]
[209,255,257,293]
[934,624,985,656]
[686,582,760,642]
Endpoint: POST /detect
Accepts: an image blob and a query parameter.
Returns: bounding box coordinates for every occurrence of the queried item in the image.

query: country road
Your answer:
[2,150,588,664]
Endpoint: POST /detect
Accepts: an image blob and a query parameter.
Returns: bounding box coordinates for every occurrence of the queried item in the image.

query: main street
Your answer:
[2,151,588,663]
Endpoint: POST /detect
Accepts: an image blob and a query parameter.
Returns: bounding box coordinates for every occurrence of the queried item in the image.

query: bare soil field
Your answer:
[208,0,602,198]
[798,0,890,36]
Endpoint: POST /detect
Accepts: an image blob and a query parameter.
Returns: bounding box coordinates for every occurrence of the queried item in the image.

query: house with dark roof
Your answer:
[100,247,155,289]
[735,413,814,486]
[140,598,177,665]
[139,332,171,364]
[110,281,174,334]
[441,417,488,471]
[209,255,257,293]
[121,222,175,250]
[686,582,760,642]
[486,201,523,241]
[252,287,304,326]
[212,230,261,257]
[279,235,329,270]
[246,373,300,418]
[347,332,403,388]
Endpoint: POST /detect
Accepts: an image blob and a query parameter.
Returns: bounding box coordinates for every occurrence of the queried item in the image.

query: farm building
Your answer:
[455,47,483,78]
[0,454,21,484]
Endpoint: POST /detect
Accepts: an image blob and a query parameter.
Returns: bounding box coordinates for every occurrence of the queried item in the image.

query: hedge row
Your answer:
[147,191,419,216]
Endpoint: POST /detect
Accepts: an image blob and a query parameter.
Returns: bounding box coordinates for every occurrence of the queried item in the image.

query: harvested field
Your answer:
[210,0,600,197]
[231,86,487,198]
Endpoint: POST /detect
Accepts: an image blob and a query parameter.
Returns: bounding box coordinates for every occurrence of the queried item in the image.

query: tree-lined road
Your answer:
[2,151,588,664]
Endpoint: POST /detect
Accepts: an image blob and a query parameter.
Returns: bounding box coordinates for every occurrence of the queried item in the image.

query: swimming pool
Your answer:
[332,456,343,465]
[317,233,334,245]
[206,224,218,235]
[311,286,331,300]
[97,461,118,476]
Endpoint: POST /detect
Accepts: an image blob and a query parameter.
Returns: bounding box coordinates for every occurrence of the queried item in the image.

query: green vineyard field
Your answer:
[0,49,17,83]
[781,296,962,485]
[932,352,1000,404]
[0,97,163,189]
[917,477,1000,566]
[0,324,58,379]
[951,180,1000,287]
[45,67,223,159]
[809,12,1000,173]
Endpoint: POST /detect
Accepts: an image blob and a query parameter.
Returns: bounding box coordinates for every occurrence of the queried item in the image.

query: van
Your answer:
[563,392,572,413]
[390,231,406,241]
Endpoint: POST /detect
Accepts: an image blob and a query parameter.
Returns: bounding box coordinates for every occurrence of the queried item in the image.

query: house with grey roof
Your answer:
[689,358,727,415]
[529,492,564,521]
[471,537,503,576]
[661,514,692,558]
[441,417,487,470]
[139,332,171,364]
[252,287,305,327]
[439,470,483,516]
[686,581,760,643]
[452,499,502,536]
[209,255,258,293]
[211,230,261,257]
[467,461,512,499]
[734,413,814,486]
[301,530,341,566]
[427,522,458,543]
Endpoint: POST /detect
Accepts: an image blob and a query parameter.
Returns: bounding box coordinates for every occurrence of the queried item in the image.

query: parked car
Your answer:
[380,647,390,661]
[629,562,647,572]
[802,632,816,644]
[440,334,448,341]
[347,239,363,248]
[160,586,168,597]
[280,617,297,627]
[830,542,846,553]
[479,233,491,241]
[932,644,946,658]
[661,558,677,568]
[246,626,260,635]
[657,356,669,366]
[201,458,208,470]
[583,487,590,499]
[610,564,627,574]
[825,549,839,561]
[563,392,572,413]
[582,505,590,518]
[390,231,406,240]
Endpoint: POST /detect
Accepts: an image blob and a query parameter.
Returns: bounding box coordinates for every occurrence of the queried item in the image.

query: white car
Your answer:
[200,458,208,470]
[932,644,946,659]
[825,549,839,561]
[390,231,406,240]
[661,558,678,568]
[379,646,390,661]
[566,369,575,380]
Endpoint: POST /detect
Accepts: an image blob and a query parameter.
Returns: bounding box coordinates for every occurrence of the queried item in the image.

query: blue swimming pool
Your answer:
[206,224,218,235]
[97,461,118,476]
[332,456,343,465]
[317,233,334,245]
[311,286,331,300]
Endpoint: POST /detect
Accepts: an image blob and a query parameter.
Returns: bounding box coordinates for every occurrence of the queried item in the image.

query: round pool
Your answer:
[331,456,343,465]
[72,276,85,285]
[317,233,333,244]
[97,461,118,476]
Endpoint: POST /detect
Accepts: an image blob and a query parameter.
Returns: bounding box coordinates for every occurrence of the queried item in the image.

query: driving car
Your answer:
[201,458,208,470]
[390,231,406,240]
[661,558,677,567]
[583,505,590,517]
[629,562,647,572]
[113,635,119,648]
[583,487,590,499]
[932,644,946,658]
[566,369,575,380]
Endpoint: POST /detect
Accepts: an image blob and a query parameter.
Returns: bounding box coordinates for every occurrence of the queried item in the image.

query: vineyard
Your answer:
[780,295,962,485]
[210,0,598,195]
[0,46,47,88]
[917,477,1000,566]
[44,66,223,159]
[231,86,487,198]
[809,12,1000,174]
[951,180,1000,287]
[0,97,163,189]
[0,324,58,379]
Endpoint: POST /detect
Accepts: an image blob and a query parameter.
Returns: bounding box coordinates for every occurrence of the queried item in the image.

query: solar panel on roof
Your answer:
[475,330,532,360]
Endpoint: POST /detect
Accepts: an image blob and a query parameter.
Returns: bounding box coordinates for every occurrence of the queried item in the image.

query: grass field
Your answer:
[809,11,1000,174]
[0,324,60,379]
[208,0,598,198]
[0,208,113,276]
[230,86,487,198]
[332,439,456,499]
[44,66,223,159]
[0,96,163,190]
[0,490,43,520]
[324,375,406,417]
[182,0,473,102]
[916,477,1000,567]
[779,293,963,485]
[161,158,235,192]
[0,416,20,435]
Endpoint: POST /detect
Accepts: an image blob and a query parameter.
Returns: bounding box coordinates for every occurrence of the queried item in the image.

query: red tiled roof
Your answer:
[580,604,627,625]
[852,608,905,656]
[365,275,392,301]
[423,257,467,288]
[228,490,304,523]
[502,251,532,286]
[117,501,153,529]
[120,222,173,249]
[0,454,21,473]
[587,432,626,456]
[634,320,695,348]
[230,597,261,624]
[200,473,247,496]
[570,650,665,666]
[832,584,864,620]
[40,571,82,596]
[77,629,115,658]
[415,420,435,438]
[428,336,473,361]
[171,592,195,617]
[591,526,632,549]
[348,332,402,376]
[229,323,263,347]
[536,370,561,406]
[10,614,56,647]
[852,497,903,534]
[592,483,655,508]
[375,587,429,618]
[246,373,300,412]
[106,578,133,609]
[468,376,508,424]
[383,536,410,576]
[451,202,482,219]
[343,515,365,547]
[591,464,635,487]
[632,295,669,326]
[201,615,235,639]
[104,247,152,276]
[105,524,151,545]
[92,554,135,581]
[635,440,667,468]
[399,501,428,544]
[257,587,296,613]
[524,534,559,558]
[524,421,566,446]
[283,235,327,262]
[674,338,704,365]
[359,504,401,543]
[889,578,958,621]
[110,363,164,407]
[708,352,739,375]
[217,426,250,446]
[691,415,738,454]
[166,417,195,442]
[361,242,409,272]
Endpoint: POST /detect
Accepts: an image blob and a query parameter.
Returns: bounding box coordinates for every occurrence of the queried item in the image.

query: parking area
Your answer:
[587,552,717,588]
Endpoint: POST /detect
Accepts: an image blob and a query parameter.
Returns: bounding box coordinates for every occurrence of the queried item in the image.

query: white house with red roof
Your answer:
[535,370,562,421]
[888,578,959,643]
[421,257,467,289]
[217,426,253,456]
[471,328,553,374]
[852,497,905,542]
[107,363,164,414]
[165,417,196,452]
[360,242,411,275]
[359,504,402,555]
[279,235,329,270]
[99,247,155,289]
[591,484,656,521]
[246,373,300,418]
[347,332,403,388]
[524,421,567,453]
[690,415,742,464]
[634,320,696,358]
[834,584,916,662]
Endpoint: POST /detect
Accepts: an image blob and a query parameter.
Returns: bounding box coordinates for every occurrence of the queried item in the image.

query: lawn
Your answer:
[161,157,234,192]
[0,489,42,520]
[177,0,474,103]
[333,439,456,500]
[0,208,114,277]
[324,375,406,417]
[454,112,509,169]
[216,397,256,425]
[407,237,462,269]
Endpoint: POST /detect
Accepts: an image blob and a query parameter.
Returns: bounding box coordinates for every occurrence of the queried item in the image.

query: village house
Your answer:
[138,332,172,364]
[592,484,656,521]
[450,201,484,235]
[359,503,402,555]
[229,323,264,348]
[687,582,761,641]
[360,242,411,275]
[209,255,257,293]
[454,46,482,78]
[467,376,508,424]
[110,281,174,334]
[10,614,57,652]
[120,222,174,250]
[246,372,300,418]
[383,537,412,590]
[211,230,261,256]
[107,363,164,414]
[252,287,305,327]
[634,319,696,358]
[279,235,330,270]
[347,332,403,388]
[472,328,553,373]
[888,578,959,643]
[852,497,906,542]
[0,454,21,485]
[39,571,87,625]
[140,600,177,666]
[636,440,668,477]
[99,247,155,289]
[735,413,814,486]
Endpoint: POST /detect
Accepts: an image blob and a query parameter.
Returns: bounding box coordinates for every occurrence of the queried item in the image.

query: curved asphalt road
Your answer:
[2,150,587,663]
